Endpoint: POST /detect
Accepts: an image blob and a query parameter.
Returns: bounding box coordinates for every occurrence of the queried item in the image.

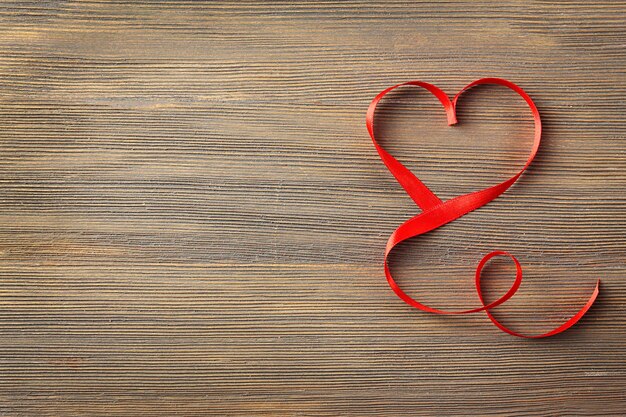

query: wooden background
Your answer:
[0,1,624,416]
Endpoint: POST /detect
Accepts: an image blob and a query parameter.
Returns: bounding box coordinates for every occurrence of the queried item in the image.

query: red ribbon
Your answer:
[367,78,599,338]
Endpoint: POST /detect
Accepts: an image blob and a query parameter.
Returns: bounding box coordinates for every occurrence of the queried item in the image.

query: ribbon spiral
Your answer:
[367,78,599,338]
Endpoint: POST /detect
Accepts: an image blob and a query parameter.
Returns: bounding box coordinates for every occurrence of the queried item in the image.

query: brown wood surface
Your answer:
[0,1,625,416]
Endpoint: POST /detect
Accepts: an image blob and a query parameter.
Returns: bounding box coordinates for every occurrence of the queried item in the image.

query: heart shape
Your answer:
[366,78,599,338]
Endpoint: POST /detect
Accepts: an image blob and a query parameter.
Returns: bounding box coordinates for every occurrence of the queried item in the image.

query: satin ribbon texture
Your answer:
[367,78,599,338]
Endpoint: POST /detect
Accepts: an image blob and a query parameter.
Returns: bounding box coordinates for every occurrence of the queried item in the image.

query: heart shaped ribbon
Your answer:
[367,78,599,338]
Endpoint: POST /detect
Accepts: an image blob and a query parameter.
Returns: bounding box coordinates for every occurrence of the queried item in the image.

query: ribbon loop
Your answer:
[368,78,599,338]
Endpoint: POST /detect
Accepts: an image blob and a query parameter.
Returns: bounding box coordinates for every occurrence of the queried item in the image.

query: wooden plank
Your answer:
[0,1,624,415]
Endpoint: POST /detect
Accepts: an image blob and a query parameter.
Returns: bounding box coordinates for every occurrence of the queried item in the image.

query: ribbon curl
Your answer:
[367,78,599,338]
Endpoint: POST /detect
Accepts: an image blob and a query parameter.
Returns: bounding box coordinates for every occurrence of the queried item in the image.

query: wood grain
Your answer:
[0,1,625,415]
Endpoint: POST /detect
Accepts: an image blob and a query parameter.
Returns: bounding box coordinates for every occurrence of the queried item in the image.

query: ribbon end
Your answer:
[447,114,458,126]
